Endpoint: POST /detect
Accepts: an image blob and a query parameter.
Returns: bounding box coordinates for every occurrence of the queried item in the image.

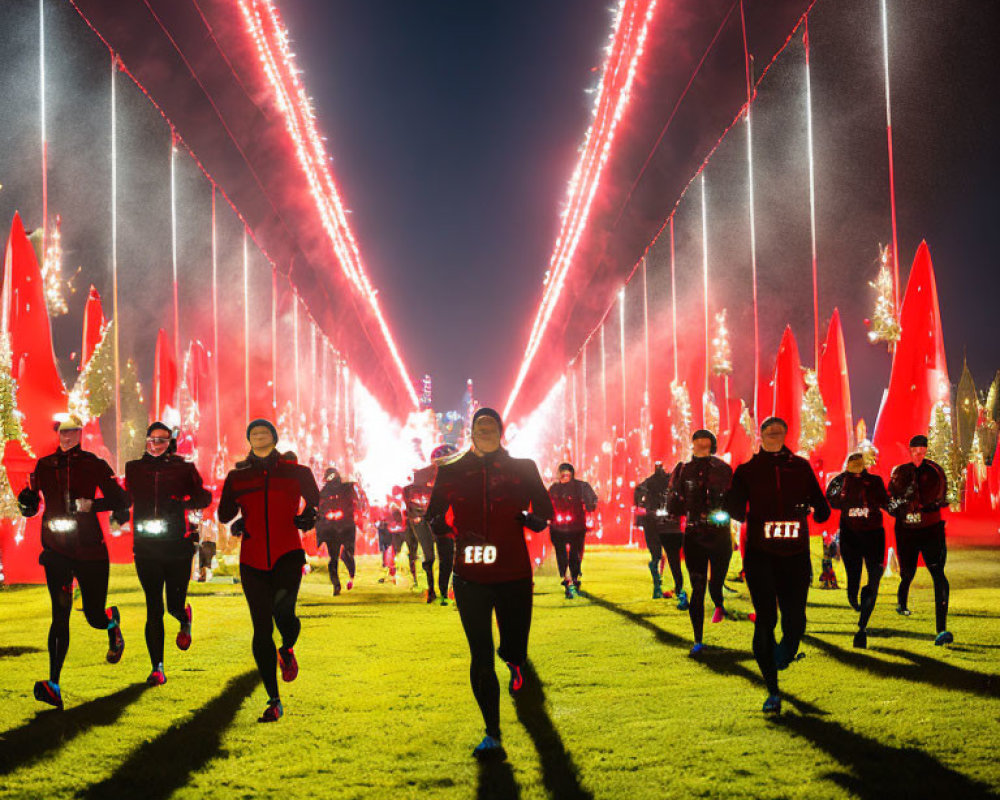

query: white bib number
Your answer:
[848,507,870,519]
[764,521,801,540]
[905,512,922,525]
[463,545,498,565]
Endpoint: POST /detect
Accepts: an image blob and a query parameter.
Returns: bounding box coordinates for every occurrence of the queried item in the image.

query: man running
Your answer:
[316,468,364,596]
[18,415,128,709]
[724,417,830,715]
[635,461,686,607]
[426,408,553,761]
[826,452,889,648]
[218,419,319,722]
[888,434,952,645]
[668,430,734,654]
[403,466,439,600]
[547,462,598,599]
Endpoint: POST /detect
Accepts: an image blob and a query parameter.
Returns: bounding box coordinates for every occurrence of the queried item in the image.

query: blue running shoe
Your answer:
[689,642,705,656]
[934,631,954,646]
[473,735,506,761]
[676,590,689,611]
[762,694,781,715]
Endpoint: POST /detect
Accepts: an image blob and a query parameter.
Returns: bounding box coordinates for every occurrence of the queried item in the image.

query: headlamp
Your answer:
[710,510,730,525]
[137,519,168,536]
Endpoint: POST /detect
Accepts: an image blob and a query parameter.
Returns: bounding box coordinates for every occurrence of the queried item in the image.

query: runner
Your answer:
[635,461,686,606]
[316,468,364,596]
[547,462,597,599]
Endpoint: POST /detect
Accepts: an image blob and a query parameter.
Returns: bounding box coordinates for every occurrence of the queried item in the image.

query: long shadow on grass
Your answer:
[0,645,43,658]
[802,635,1000,698]
[812,627,1000,649]
[477,760,522,800]
[76,670,259,800]
[774,713,1000,799]
[513,662,593,800]
[0,683,147,775]
[580,591,824,716]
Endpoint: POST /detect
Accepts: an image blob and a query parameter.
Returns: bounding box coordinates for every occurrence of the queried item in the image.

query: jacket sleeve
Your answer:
[298,467,321,509]
[825,473,846,509]
[724,465,750,523]
[633,479,646,508]
[666,464,686,517]
[925,463,948,511]
[526,461,554,521]
[217,472,239,524]
[426,470,452,536]
[184,463,213,509]
[92,459,128,513]
[807,466,832,524]
[872,475,890,509]
[582,481,598,512]
[887,466,905,499]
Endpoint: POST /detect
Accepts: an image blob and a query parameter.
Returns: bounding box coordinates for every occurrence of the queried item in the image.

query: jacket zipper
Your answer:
[264,467,272,569]
[774,464,783,517]
[154,469,160,519]
[482,460,489,545]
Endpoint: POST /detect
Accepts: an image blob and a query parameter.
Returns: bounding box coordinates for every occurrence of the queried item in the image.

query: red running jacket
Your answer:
[218,451,320,570]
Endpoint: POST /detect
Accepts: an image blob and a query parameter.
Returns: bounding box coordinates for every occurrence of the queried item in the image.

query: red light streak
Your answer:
[504,0,658,420]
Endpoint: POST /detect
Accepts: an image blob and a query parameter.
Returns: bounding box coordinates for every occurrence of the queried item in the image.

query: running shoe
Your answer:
[176,605,192,651]
[568,584,580,600]
[147,665,167,686]
[711,606,726,624]
[506,662,524,695]
[676,591,689,611]
[934,631,954,646]
[278,646,298,682]
[472,735,506,761]
[564,582,574,600]
[762,694,781,715]
[690,642,705,656]
[333,583,342,596]
[853,630,868,649]
[896,605,912,617]
[652,585,664,600]
[258,698,283,723]
[33,679,63,709]
[106,606,124,664]
[426,589,438,604]
[346,580,354,591]
[439,597,450,607]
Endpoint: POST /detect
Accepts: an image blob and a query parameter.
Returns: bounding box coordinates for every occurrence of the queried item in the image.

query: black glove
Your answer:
[294,507,317,531]
[17,487,40,518]
[520,511,548,533]
[230,518,247,538]
[110,508,130,526]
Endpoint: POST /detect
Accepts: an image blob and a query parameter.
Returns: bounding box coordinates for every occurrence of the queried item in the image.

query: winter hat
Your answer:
[57,414,84,432]
[909,434,929,448]
[472,407,504,435]
[691,429,718,454]
[558,462,575,475]
[760,416,789,433]
[247,418,278,445]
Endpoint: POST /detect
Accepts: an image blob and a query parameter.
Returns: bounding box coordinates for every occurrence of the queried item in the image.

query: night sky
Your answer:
[279,0,1000,416]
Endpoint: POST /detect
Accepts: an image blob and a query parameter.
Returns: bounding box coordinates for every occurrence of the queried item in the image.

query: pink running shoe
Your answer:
[278,646,298,682]
[346,580,354,591]
[711,607,726,624]
[147,666,166,686]
[176,605,193,651]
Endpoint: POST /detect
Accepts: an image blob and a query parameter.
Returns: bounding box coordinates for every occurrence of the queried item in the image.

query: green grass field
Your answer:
[2,543,999,800]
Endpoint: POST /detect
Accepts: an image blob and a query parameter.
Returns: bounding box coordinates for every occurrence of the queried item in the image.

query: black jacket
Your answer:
[317,479,361,534]
[667,456,733,535]
[634,467,682,534]
[724,447,831,556]
[125,453,212,560]
[887,459,948,529]
[547,479,598,533]
[826,470,888,533]
[20,445,127,561]
[426,448,553,584]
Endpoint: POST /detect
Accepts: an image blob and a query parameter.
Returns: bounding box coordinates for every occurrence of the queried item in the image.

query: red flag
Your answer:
[770,326,804,452]
[153,328,178,424]
[872,241,949,478]
[813,309,853,483]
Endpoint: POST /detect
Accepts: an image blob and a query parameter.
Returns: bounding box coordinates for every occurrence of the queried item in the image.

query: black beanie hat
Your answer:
[909,434,929,448]
[692,429,718,454]
[760,416,789,433]
[146,421,178,454]
[247,418,278,445]
[558,462,575,475]
[472,407,503,434]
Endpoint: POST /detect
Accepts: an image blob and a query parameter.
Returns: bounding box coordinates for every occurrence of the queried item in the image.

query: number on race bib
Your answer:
[463,545,498,565]
[763,521,801,540]
[848,507,870,519]
[905,512,922,525]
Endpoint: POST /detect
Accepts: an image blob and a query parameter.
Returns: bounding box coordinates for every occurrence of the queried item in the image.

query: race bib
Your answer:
[463,545,498,565]
[905,512,922,525]
[763,521,801,540]
[848,507,870,519]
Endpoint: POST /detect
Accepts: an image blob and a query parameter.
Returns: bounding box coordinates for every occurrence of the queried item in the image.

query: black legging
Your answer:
[240,550,305,700]
[645,527,684,594]
[550,530,585,584]
[453,574,532,739]
[320,528,356,587]
[840,527,885,631]
[436,537,455,596]
[684,529,732,643]
[743,548,811,696]
[413,520,437,590]
[40,550,111,684]
[135,556,191,669]
[896,522,949,633]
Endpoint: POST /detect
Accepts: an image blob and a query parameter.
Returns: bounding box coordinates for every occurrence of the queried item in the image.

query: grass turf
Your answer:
[1,543,999,800]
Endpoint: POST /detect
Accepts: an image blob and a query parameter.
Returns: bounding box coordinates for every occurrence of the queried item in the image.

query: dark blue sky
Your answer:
[281,0,614,411]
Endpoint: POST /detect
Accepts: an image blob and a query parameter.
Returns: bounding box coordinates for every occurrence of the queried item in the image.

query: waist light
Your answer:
[710,510,730,525]
[48,518,77,534]
[137,519,168,536]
